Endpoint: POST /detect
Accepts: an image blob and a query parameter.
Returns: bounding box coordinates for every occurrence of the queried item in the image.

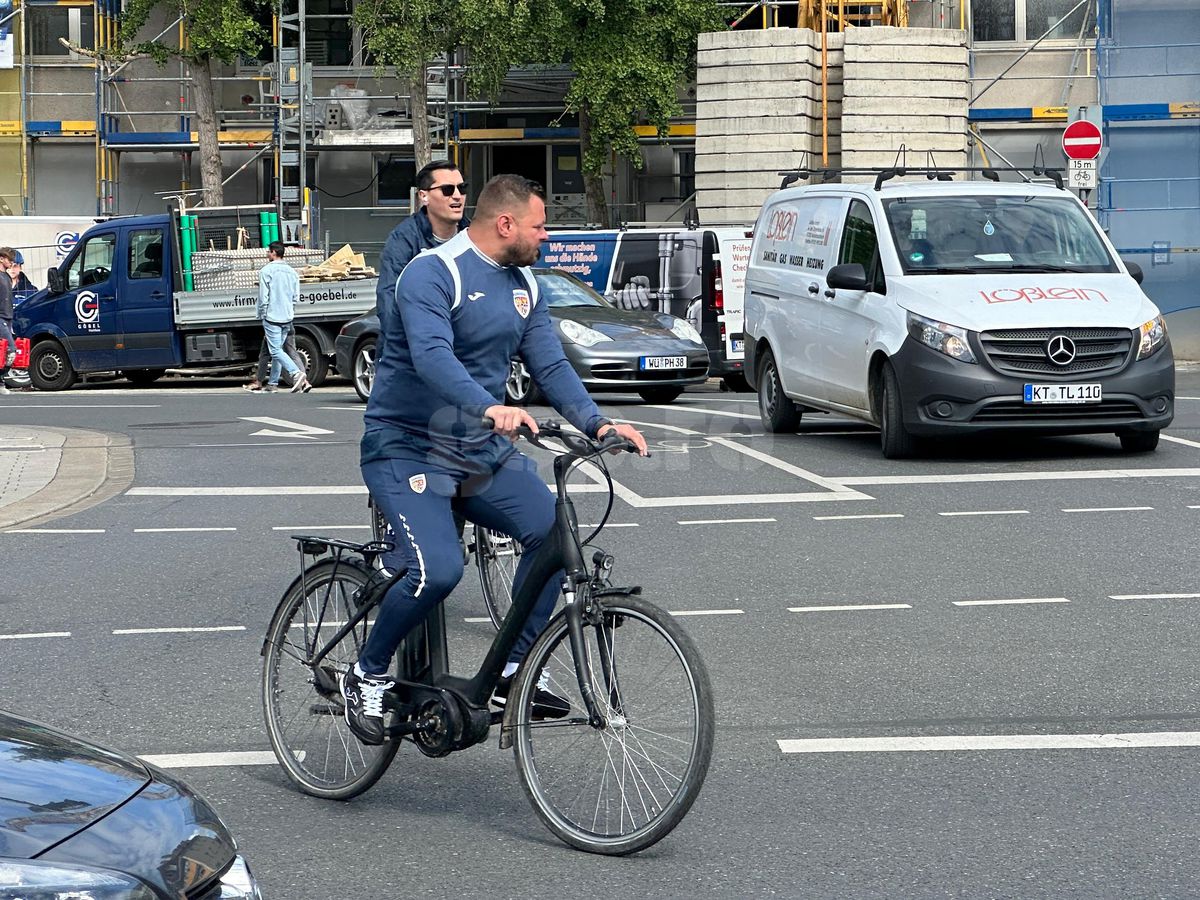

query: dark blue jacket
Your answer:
[376,208,470,333]
[362,230,607,471]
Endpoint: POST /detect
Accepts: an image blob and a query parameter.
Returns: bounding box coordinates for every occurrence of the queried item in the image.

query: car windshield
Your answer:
[533,270,610,308]
[883,195,1119,275]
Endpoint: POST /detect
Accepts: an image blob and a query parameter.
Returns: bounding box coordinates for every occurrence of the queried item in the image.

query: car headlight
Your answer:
[559,319,612,347]
[1136,315,1167,360]
[906,312,977,364]
[0,860,157,900]
[668,317,703,344]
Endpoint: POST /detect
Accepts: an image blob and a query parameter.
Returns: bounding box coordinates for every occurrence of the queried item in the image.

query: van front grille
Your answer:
[979,327,1134,377]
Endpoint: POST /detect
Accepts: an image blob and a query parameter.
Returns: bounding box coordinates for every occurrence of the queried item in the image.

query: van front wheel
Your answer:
[1118,430,1159,453]
[879,362,917,459]
[757,349,800,433]
[29,341,76,392]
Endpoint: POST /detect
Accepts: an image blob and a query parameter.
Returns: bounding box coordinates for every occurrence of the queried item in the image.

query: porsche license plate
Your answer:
[1023,383,1102,404]
[640,356,687,370]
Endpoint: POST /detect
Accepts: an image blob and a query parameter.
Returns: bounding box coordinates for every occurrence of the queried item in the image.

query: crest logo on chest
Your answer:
[512,289,531,319]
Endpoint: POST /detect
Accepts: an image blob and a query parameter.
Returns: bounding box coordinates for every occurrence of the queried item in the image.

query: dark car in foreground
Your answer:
[0,709,261,899]
[335,268,710,403]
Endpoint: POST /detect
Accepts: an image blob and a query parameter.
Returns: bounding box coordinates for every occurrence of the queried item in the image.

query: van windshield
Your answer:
[883,195,1119,275]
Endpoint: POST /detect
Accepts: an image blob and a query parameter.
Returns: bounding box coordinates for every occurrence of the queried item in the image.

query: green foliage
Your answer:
[537,0,727,175]
[120,0,271,65]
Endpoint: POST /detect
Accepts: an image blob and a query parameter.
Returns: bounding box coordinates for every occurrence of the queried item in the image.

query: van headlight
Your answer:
[668,317,703,344]
[1136,315,1167,360]
[907,312,976,364]
[559,319,612,347]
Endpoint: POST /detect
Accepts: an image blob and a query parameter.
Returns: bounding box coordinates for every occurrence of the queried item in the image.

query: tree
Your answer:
[529,0,726,223]
[352,0,539,168]
[120,0,271,207]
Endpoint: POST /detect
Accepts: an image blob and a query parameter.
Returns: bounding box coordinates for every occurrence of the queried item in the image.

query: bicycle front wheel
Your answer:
[262,559,399,799]
[475,524,522,628]
[511,594,715,855]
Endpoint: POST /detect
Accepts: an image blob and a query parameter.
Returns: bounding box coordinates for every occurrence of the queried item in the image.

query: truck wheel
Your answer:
[352,338,376,402]
[757,349,800,432]
[294,332,329,387]
[29,341,76,392]
[123,369,165,387]
[879,362,917,459]
[1118,430,1159,453]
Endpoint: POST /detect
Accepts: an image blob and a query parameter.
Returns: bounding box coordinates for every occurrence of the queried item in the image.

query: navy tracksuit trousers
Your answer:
[358,450,560,676]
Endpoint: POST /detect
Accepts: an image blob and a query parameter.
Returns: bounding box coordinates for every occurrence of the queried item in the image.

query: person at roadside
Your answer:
[0,248,16,396]
[339,175,647,745]
[256,241,310,393]
[376,160,471,335]
[244,331,304,392]
[9,251,36,303]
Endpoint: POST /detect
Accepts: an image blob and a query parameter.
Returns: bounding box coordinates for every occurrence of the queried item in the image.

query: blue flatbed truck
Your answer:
[14,208,376,390]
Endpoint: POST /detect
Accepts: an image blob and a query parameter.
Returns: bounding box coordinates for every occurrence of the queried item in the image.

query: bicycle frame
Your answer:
[301,436,610,734]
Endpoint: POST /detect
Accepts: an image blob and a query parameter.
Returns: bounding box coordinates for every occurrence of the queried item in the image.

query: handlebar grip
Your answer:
[481,416,494,430]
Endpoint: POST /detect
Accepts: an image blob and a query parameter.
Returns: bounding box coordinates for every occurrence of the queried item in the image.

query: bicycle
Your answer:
[369,495,520,629]
[261,420,715,855]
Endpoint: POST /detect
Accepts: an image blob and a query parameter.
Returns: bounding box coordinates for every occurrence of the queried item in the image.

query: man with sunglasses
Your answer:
[376,160,471,335]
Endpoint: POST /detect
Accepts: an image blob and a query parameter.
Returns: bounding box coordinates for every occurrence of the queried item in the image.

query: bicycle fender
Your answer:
[591,586,642,599]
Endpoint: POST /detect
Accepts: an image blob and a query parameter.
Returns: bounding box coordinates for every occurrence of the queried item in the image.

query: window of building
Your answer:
[973,0,1091,43]
[29,5,95,57]
[375,155,417,206]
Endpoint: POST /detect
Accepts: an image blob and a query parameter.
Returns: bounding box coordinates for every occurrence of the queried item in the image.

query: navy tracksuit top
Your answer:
[362,229,608,471]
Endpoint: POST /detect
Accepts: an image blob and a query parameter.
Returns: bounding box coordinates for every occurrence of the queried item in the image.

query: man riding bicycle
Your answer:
[343,174,647,745]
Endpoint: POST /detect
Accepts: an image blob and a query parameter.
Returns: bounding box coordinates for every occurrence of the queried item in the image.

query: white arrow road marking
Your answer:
[241,416,334,440]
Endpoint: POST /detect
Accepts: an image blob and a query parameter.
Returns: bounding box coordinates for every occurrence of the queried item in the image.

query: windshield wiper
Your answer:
[908,266,978,274]
[986,263,1089,273]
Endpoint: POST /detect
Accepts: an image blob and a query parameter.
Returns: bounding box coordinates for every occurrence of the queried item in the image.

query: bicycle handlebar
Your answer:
[480,417,643,458]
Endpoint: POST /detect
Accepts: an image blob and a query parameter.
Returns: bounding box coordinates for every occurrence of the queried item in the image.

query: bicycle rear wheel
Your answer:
[262,559,399,799]
[476,524,522,628]
[511,594,714,855]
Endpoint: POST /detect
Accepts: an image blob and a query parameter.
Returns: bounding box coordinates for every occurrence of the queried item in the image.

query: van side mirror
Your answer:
[826,263,869,291]
[1124,260,1144,285]
[47,267,63,295]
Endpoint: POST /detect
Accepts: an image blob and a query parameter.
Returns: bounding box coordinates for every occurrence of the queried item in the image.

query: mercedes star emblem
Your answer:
[1046,334,1076,366]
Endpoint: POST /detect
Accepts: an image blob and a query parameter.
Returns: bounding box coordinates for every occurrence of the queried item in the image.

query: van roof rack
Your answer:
[777,147,1064,192]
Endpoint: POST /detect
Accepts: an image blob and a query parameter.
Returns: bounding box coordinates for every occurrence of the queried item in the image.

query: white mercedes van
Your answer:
[742,178,1174,458]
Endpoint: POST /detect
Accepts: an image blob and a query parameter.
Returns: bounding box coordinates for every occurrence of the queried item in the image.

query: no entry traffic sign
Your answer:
[1062,120,1103,161]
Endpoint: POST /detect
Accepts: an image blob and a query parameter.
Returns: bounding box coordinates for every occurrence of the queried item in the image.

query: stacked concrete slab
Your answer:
[694,29,844,225]
[840,27,969,176]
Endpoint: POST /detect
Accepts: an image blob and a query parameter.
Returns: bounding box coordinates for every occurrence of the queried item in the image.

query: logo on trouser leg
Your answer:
[408,474,427,494]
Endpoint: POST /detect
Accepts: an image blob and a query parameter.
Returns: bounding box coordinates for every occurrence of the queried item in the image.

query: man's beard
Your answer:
[498,242,540,268]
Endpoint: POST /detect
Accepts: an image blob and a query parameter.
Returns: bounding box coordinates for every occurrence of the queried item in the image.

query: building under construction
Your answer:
[0,0,1193,345]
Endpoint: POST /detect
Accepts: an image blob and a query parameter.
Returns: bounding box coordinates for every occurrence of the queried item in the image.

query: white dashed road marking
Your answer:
[788,603,912,612]
[677,517,776,525]
[1062,507,1153,513]
[113,626,248,635]
[953,597,1070,606]
[0,631,71,640]
[668,609,745,617]
[134,527,238,533]
[1110,593,1200,601]
[814,513,904,521]
[777,732,1200,754]
[4,528,106,534]
[141,751,279,768]
[939,510,1029,517]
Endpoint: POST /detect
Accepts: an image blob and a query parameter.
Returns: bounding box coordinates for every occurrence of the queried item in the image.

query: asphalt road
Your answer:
[3,372,1200,899]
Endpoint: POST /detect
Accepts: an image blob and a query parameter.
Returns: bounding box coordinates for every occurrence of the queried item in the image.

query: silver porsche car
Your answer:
[335,268,710,404]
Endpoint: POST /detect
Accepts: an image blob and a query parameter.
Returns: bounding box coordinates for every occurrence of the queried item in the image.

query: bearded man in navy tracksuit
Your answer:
[341,175,647,745]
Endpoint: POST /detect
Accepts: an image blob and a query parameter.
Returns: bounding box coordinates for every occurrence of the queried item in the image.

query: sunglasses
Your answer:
[428,183,467,197]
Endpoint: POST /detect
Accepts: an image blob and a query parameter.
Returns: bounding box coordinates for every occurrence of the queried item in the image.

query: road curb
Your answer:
[0,427,135,529]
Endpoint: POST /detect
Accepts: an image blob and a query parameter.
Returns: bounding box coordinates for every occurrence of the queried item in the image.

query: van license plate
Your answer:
[1023,383,1102,404]
[640,356,686,370]
[731,339,744,353]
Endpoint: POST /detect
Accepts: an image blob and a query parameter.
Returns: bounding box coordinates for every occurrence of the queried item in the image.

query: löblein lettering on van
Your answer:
[980,287,1110,304]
